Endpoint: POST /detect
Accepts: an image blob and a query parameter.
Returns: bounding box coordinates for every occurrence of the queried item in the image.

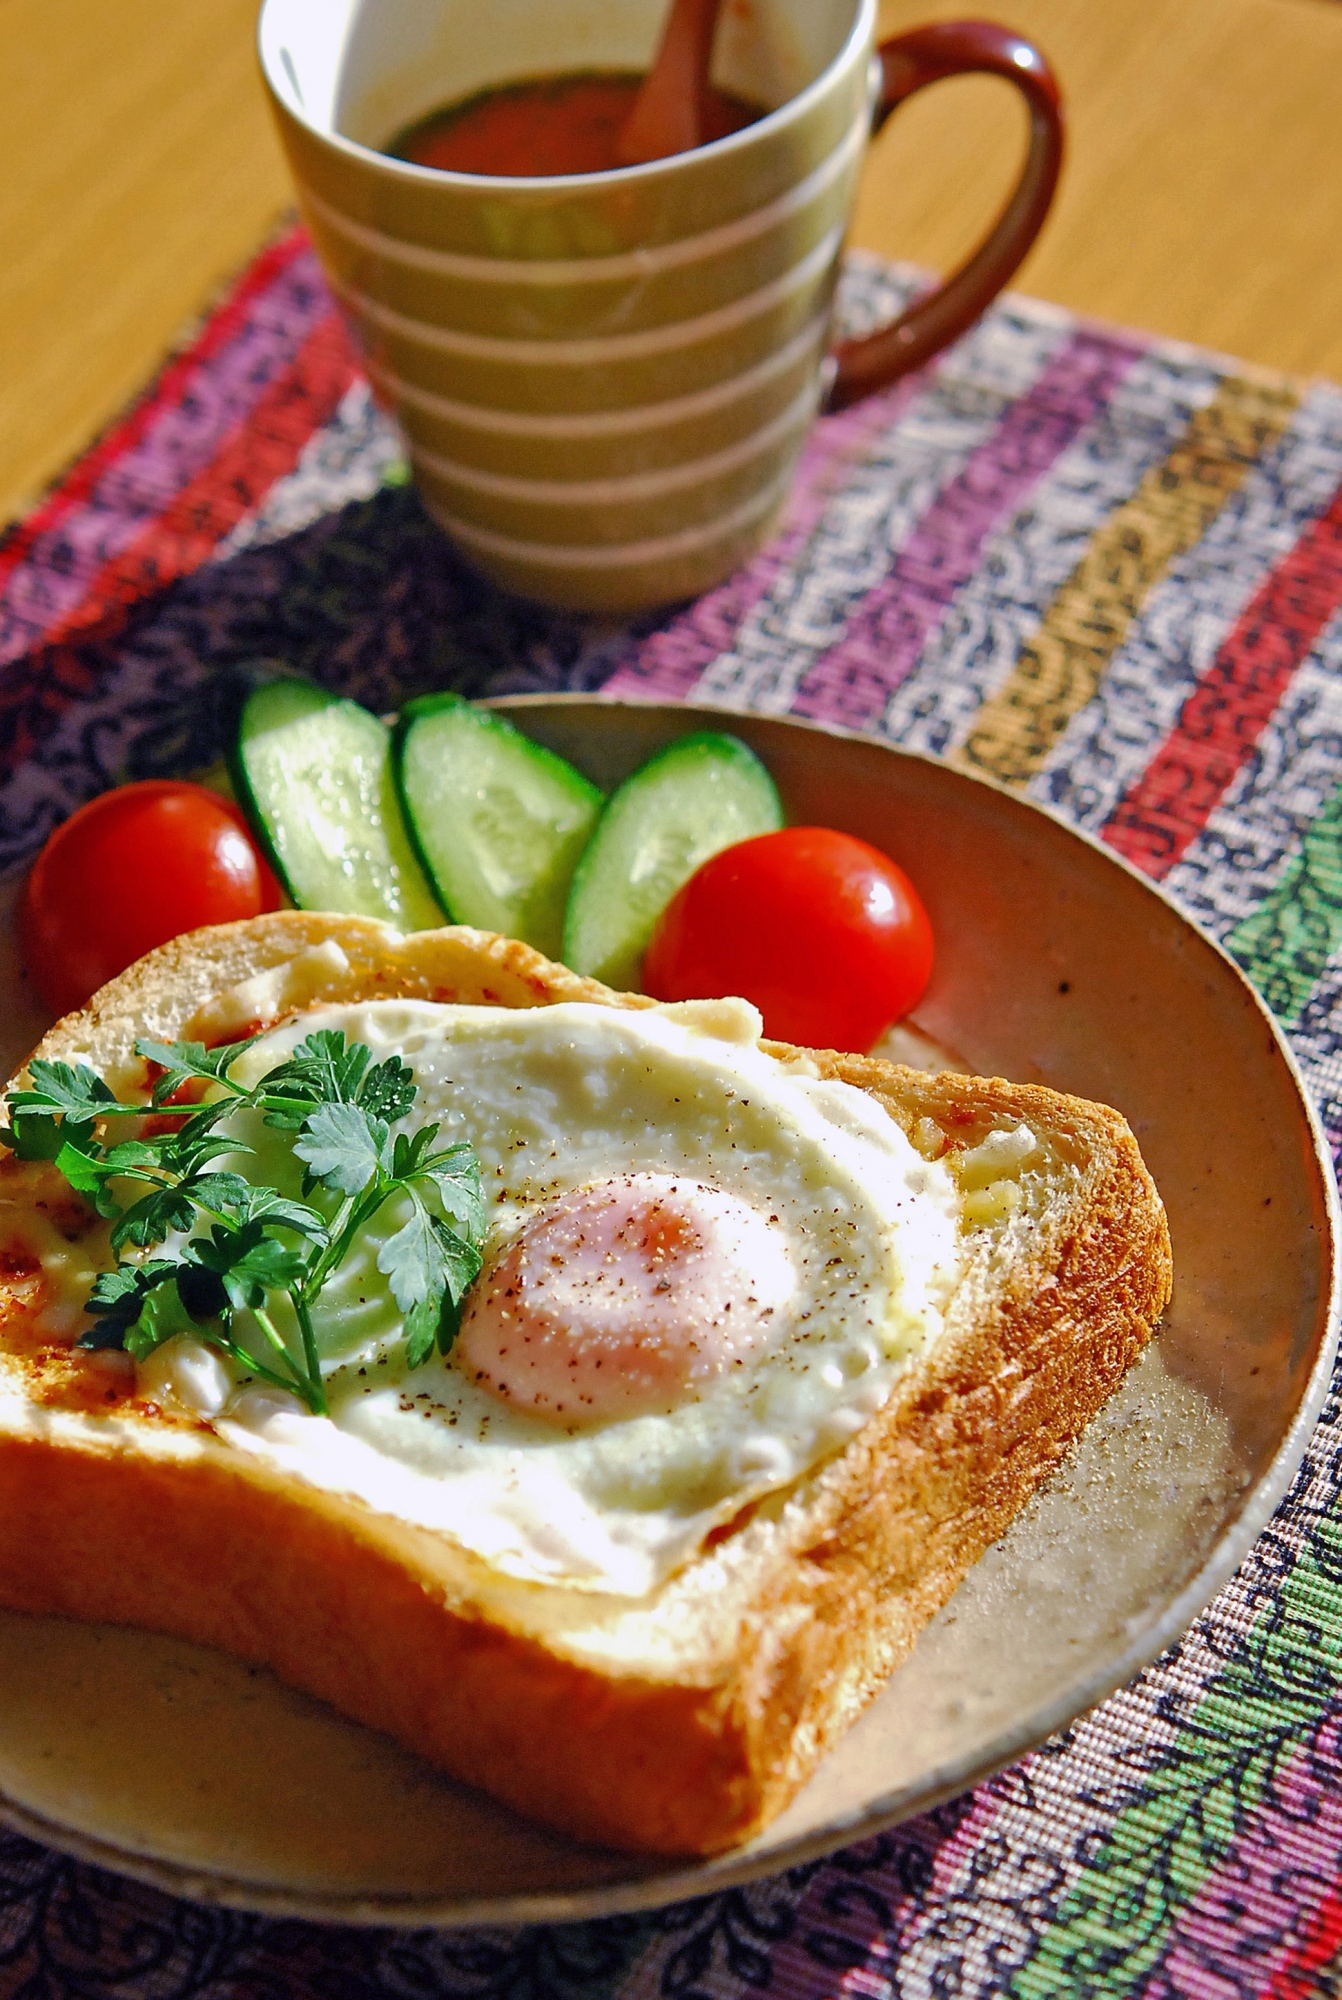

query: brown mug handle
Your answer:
[828,19,1064,409]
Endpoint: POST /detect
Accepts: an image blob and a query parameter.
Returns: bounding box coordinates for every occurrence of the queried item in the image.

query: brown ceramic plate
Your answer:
[0,698,1336,1925]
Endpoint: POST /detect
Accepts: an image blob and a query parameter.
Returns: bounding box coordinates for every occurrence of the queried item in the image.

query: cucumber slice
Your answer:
[231,678,444,931]
[564,732,783,991]
[393,694,602,958]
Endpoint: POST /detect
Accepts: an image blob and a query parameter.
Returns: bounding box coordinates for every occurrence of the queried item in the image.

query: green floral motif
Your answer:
[1010,1432,1342,1997]
[1227,780,1342,1027]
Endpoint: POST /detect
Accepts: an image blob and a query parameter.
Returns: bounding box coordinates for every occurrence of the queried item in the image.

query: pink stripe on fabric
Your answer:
[1141,1705,1342,2000]
[789,330,1140,731]
[0,227,307,599]
[761,1790,1005,2000]
[0,248,333,667]
[603,374,927,703]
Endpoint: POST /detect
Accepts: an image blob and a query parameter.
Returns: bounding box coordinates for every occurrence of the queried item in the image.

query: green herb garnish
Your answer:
[2,1030,486,1415]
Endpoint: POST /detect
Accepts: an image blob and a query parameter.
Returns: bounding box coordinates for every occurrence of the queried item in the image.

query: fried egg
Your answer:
[144,996,961,1597]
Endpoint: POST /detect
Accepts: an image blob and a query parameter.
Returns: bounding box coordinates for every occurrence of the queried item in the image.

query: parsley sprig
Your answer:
[2,1030,486,1414]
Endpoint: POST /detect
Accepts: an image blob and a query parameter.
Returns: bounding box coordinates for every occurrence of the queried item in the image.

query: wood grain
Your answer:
[864,0,1342,380]
[0,0,291,525]
[0,0,1339,526]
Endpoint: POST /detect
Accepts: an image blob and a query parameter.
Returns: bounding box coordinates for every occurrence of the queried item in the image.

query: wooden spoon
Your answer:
[617,0,726,168]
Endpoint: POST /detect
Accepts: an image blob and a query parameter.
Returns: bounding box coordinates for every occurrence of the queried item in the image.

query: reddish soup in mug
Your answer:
[389,71,763,177]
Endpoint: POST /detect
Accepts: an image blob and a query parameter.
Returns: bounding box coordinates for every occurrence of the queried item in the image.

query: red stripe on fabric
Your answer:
[35,311,358,652]
[1268,1885,1342,1999]
[1103,474,1342,880]
[0,226,310,595]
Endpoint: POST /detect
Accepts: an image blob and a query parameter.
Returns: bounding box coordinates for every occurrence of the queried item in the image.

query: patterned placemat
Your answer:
[3,223,1342,2000]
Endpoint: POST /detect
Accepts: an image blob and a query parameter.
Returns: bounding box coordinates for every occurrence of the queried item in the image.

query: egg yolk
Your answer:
[456,1172,796,1425]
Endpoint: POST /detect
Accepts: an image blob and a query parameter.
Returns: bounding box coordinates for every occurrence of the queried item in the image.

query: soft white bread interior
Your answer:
[0,914,1172,1855]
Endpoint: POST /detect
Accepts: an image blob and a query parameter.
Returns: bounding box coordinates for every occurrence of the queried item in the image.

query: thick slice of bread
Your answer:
[0,914,1171,1855]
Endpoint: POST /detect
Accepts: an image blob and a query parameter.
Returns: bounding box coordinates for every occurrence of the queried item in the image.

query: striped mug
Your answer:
[258,0,1062,612]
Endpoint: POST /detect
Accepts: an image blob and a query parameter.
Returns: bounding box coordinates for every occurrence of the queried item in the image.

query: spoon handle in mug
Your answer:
[828,19,1064,408]
[617,0,726,167]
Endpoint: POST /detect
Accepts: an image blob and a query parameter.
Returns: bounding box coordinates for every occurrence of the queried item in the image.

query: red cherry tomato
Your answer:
[20,781,283,1017]
[643,827,933,1053]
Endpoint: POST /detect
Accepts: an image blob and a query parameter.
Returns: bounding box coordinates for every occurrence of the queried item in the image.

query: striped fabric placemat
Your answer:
[2,224,1342,2000]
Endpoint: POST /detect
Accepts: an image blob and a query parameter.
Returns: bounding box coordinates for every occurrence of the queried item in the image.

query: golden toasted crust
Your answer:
[0,915,1172,1854]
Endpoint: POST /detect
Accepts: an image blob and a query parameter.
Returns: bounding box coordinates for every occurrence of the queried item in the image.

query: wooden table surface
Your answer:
[2,0,1340,527]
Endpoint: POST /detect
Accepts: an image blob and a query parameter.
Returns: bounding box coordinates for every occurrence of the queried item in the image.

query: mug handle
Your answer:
[828,19,1064,408]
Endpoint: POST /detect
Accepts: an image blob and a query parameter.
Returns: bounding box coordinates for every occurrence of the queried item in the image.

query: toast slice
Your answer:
[0,914,1171,1855]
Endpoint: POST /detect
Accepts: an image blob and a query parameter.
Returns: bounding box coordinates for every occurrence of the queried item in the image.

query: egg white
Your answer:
[153,997,962,1597]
